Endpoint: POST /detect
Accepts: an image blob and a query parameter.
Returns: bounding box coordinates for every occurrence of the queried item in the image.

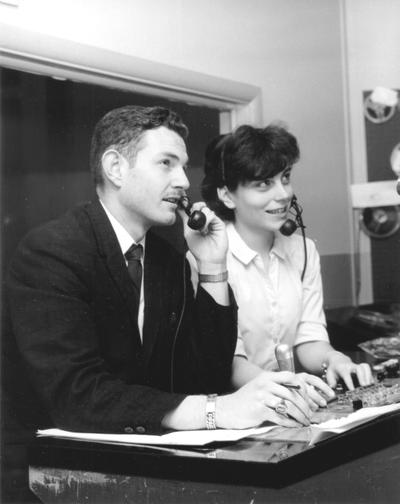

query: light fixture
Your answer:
[364,86,399,124]
[390,142,400,195]
[351,140,400,238]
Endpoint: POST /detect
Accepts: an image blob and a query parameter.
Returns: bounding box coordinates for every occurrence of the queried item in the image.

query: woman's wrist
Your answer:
[325,349,351,367]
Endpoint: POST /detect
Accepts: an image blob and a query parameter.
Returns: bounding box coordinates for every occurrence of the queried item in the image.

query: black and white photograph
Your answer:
[1,1,399,503]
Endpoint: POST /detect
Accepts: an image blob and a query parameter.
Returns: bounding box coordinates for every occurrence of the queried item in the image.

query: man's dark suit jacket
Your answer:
[6,200,237,434]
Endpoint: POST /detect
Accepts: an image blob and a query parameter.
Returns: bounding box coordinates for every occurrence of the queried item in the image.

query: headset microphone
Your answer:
[280,218,298,236]
[279,195,304,236]
[279,195,308,281]
[178,196,207,230]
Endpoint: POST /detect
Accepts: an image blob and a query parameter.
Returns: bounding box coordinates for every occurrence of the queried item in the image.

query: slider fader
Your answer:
[312,358,400,422]
[332,357,400,413]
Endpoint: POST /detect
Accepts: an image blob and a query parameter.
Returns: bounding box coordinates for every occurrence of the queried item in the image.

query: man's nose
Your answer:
[173,166,190,190]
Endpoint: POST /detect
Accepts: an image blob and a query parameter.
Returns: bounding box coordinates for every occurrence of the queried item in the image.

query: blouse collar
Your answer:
[226,222,287,264]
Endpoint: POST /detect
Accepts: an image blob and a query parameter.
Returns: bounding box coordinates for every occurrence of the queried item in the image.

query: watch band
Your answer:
[198,271,228,283]
[205,394,218,430]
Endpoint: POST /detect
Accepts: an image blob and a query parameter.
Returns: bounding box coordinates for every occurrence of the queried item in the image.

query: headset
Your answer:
[170,195,206,392]
[178,195,207,230]
[279,195,308,282]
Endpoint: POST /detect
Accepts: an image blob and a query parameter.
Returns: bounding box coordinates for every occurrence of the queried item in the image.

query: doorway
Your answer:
[0,65,220,503]
[1,66,220,269]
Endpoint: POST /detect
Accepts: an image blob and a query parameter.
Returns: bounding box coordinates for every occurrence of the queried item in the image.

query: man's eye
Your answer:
[161,159,171,166]
[282,172,291,184]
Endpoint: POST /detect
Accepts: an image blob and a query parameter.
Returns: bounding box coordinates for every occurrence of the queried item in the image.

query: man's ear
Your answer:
[101,149,125,187]
[217,186,236,209]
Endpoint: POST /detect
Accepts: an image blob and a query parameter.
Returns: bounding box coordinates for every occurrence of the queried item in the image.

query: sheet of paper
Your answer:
[310,402,400,444]
[37,425,277,447]
[37,404,400,448]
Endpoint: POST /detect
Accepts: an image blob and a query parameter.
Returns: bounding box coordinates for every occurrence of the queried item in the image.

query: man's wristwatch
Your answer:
[198,271,228,283]
[205,394,218,430]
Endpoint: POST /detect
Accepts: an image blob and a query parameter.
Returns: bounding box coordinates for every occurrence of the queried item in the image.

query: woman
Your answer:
[198,123,373,398]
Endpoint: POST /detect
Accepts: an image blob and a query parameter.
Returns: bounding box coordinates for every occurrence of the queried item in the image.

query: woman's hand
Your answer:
[324,350,374,390]
[216,371,314,429]
[296,372,336,410]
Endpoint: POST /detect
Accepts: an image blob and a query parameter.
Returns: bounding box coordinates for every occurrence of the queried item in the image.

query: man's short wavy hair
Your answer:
[90,105,189,187]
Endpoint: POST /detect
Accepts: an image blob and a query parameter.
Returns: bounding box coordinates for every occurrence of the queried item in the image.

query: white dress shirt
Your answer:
[100,201,145,341]
[188,222,329,371]
[225,223,329,370]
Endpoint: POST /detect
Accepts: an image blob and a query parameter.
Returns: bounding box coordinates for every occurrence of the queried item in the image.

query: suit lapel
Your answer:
[142,231,165,364]
[85,201,174,363]
[85,200,141,335]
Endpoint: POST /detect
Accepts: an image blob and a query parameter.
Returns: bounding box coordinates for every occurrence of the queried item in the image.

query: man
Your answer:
[6,106,313,434]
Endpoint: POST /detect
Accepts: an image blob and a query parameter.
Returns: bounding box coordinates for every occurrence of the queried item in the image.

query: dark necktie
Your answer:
[125,244,143,294]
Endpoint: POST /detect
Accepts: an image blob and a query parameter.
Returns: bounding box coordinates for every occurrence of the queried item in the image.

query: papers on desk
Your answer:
[358,334,400,359]
[37,402,400,448]
[309,402,400,444]
[37,425,277,447]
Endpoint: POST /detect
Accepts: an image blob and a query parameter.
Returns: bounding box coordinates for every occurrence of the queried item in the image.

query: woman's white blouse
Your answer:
[188,222,329,371]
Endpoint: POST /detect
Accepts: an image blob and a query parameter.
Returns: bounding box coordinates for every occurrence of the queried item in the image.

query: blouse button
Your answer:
[124,426,134,434]
[135,425,146,434]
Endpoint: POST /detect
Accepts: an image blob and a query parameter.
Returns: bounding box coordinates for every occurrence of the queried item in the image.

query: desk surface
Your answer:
[19,308,400,502]
[29,409,400,503]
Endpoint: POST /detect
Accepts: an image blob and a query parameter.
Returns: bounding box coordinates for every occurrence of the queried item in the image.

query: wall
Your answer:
[344,0,400,304]
[1,0,398,307]
[363,90,400,303]
[0,0,349,249]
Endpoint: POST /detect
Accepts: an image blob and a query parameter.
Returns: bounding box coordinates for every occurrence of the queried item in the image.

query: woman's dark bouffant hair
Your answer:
[201,124,300,221]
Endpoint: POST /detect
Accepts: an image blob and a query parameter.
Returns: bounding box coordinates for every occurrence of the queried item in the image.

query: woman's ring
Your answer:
[275,399,288,415]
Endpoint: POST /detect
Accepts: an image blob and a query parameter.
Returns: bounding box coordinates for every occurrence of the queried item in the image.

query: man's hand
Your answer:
[216,371,314,429]
[178,203,228,271]
[162,371,325,431]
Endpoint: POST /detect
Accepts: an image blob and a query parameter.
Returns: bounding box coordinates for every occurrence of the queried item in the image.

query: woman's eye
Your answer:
[257,180,272,188]
[161,159,171,167]
[282,172,291,184]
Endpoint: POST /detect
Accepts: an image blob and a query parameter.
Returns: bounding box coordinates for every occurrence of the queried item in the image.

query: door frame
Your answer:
[0,23,262,133]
